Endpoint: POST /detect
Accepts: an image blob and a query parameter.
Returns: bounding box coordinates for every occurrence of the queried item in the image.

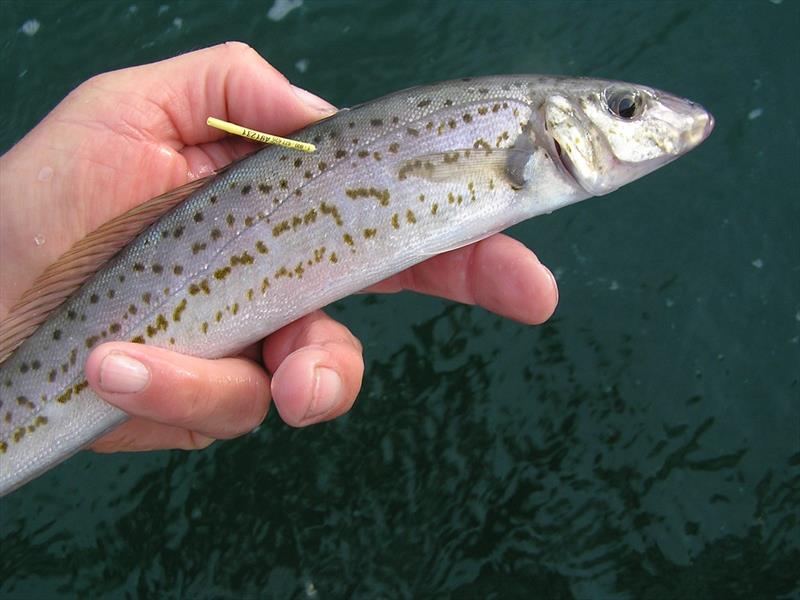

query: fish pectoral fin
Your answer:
[395,145,535,189]
[0,174,215,363]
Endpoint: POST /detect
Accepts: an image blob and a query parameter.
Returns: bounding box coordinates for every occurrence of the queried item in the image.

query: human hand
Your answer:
[0,43,558,452]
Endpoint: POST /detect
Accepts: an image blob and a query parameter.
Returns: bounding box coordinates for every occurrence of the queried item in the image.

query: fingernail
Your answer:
[543,265,559,303]
[99,352,150,394]
[291,84,337,115]
[306,367,342,420]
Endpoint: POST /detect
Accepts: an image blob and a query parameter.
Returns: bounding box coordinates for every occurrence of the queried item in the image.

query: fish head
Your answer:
[543,80,714,196]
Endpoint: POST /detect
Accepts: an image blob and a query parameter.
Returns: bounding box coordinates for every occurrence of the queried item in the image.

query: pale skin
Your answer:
[0,42,558,452]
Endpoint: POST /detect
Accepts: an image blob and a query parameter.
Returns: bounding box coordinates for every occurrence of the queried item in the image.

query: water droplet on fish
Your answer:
[34,234,46,246]
[37,166,53,181]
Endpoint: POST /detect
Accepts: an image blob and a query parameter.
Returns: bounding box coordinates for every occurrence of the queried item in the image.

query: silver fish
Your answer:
[0,76,713,495]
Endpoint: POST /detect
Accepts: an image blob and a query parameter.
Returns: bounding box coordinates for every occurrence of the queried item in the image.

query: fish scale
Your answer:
[0,75,713,494]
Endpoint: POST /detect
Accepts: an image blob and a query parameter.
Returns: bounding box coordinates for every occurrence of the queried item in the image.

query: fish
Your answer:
[0,75,714,495]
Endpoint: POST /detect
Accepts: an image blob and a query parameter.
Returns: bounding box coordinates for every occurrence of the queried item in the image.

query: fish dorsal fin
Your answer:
[396,143,535,189]
[0,175,213,363]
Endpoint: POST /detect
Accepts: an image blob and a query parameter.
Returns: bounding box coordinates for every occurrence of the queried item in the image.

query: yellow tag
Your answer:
[206,117,316,153]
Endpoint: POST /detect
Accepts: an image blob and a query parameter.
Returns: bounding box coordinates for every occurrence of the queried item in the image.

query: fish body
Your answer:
[0,75,713,494]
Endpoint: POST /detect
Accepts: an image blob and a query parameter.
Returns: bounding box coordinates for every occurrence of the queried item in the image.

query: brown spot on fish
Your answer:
[363,228,377,239]
[343,233,354,246]
[431,203,439,215]
[230,251,254,266]
[244,216,254,227]
[335,149,347,159]
[256,240,268,254]
[192,242,207,254]
[444,99,453,106]
[345,187,390,206]
[142,293,151,304]
[406,209,417,224]
[53,329,62,340]
[246,288,254,301]
[86,335,99,348]
[194,211,205,222]
[48,369,57,382]
[67,310,77,320]
[417,99,431,108]
[226,214,235,227]
[260,278,270,294]
[406,127,419,137]
[273,221,290,237]
[448,119,457,129]
[173,226,185,239]
[89,294,99,304]
[419,194,426,202]
[462,113,473,123]
[304,170,313,179]
[173,299,187,322]
[370,118,384,127]
[318,161,328,171]
[358,150,369,158]
[258,183,272,194]
[214,266,232,280]
[389,142,400,153]
[329,252,338,264]
[109,323,121,334]
[320,202,343,226]
[209,195,217,204]
[477,107,488,116]
[152,264,163,274]
[201,322,209,334]
[173,265,184,275]
[294,263,304,278]
[373,152,382,161]
[391,213,400,229]
[131,335,145,344]
[128,304,138,315]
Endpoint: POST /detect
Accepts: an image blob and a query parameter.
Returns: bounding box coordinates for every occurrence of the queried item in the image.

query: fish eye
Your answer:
[605,87,643,120]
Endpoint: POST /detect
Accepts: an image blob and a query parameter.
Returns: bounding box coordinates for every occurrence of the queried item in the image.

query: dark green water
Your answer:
[1,1,798,598]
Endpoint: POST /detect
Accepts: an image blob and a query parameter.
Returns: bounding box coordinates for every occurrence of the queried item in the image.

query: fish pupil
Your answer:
[617,96,636,119]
